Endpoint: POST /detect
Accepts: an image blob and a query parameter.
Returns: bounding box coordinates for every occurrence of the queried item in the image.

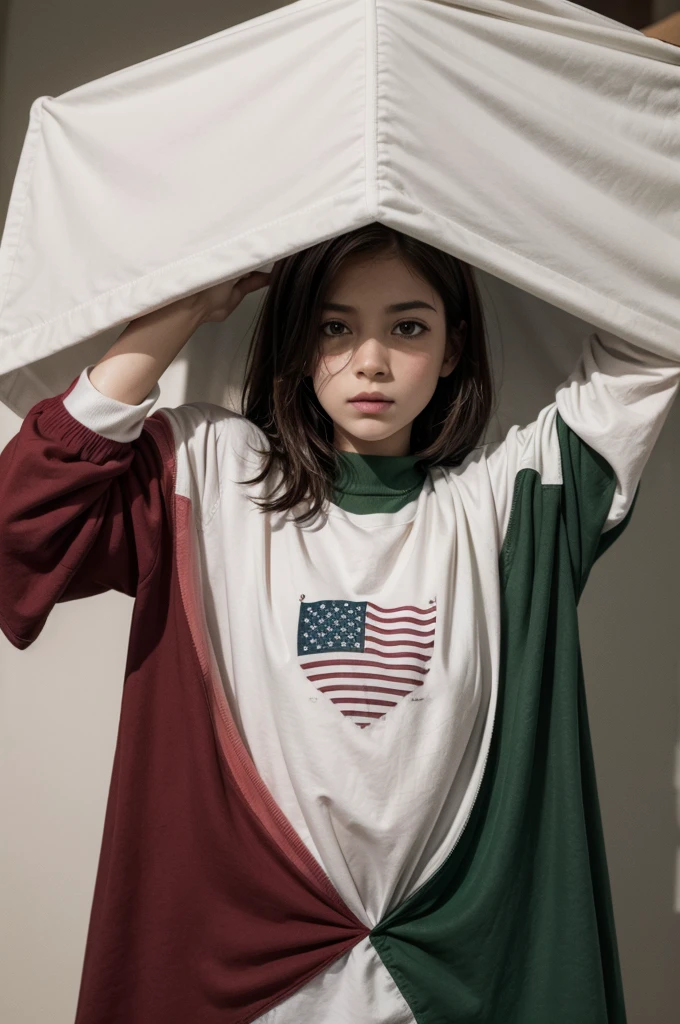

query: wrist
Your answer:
[170,293,208,328]
[130,293,206,331]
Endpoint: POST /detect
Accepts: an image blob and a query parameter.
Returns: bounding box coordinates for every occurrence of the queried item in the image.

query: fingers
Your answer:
[242,271,272,291]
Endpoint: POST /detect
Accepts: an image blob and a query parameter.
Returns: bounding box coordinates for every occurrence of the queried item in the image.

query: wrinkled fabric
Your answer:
[0,0,679,419]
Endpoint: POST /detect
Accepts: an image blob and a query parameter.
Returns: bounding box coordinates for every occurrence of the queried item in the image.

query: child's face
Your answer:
[310,254,464,456]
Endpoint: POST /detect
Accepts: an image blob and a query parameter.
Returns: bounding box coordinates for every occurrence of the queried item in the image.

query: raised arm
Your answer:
[0,299,200,648]
[0,270,272,650]
[487,327,680,597]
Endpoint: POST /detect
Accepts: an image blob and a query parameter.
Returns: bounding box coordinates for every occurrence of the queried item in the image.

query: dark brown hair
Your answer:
[240,222,494,525]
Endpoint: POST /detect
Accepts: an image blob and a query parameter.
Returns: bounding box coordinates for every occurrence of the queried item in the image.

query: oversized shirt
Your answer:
[0,326,678,1024]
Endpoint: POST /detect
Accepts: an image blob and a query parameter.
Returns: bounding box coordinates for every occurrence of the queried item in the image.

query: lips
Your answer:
[349,396,393,403]
[349,397,394,412]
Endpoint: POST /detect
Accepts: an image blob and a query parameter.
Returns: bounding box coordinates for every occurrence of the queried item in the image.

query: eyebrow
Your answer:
[321,300,437,314]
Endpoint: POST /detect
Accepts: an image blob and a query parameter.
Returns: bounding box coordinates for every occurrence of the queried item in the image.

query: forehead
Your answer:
[324,256,442,311]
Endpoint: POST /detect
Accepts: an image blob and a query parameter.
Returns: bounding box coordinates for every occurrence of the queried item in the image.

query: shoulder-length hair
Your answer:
[240,222,495,525]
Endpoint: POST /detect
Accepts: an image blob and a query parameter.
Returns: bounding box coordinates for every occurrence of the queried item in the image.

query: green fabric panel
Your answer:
[555,411,639,599]
[369,418,638,1023]
[330,450,426,513]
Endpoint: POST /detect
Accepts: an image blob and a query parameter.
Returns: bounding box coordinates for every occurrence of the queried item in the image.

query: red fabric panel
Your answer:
[0,376,168,644]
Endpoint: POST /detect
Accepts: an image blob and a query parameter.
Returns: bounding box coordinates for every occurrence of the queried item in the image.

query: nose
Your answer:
[353,335,390,374]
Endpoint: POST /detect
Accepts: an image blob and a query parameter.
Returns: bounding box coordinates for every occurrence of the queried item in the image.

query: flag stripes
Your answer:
[297,599,436,729]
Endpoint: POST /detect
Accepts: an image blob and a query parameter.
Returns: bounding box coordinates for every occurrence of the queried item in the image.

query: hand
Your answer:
[191,269,273,325]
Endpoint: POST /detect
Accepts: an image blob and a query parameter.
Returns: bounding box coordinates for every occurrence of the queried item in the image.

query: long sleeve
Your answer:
[554,328,680,535]
[0,364,166,650]
[488,328,680,597]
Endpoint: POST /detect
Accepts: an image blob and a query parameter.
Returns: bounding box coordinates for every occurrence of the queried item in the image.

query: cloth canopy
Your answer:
[0,0,679,424]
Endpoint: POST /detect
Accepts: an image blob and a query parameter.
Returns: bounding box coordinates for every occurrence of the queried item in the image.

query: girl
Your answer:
[0,222,676,1024]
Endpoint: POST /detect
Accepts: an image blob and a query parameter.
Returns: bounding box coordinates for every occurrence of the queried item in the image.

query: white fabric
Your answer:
[0,0,679,421]
[180,411,501,927]
[254,937,417,1024]
[61,366,160,443]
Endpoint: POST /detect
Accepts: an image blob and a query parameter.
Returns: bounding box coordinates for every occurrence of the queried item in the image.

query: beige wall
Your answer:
[1,3,678,1022]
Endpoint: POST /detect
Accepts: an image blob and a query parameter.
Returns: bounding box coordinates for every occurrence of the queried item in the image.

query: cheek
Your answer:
[311,349,346,386]
[399,351,438,388]
[309,357,337,403]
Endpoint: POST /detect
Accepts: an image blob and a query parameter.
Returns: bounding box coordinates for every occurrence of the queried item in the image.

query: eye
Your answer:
[393,320,428,338]
[320,320,349,337]
[319,319,429,338]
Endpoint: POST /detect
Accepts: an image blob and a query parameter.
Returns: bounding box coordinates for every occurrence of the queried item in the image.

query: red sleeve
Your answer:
[0,379,171,650]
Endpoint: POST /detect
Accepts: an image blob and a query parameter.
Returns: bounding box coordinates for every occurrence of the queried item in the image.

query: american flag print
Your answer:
[297,598,437,729]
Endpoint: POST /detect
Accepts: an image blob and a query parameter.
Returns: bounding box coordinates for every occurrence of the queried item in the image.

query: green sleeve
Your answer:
[556,410,640,600]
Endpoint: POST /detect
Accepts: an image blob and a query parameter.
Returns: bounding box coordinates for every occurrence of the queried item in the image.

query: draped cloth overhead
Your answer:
[0,0,679,421]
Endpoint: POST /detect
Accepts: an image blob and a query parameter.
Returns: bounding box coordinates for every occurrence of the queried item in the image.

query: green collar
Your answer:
[331,450,427,514]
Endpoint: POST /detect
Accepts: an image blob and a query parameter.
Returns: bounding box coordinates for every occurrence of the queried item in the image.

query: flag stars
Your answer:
[297,599,367,655]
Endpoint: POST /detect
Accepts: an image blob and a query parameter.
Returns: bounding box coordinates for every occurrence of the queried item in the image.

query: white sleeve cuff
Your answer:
[62,364,161,443]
